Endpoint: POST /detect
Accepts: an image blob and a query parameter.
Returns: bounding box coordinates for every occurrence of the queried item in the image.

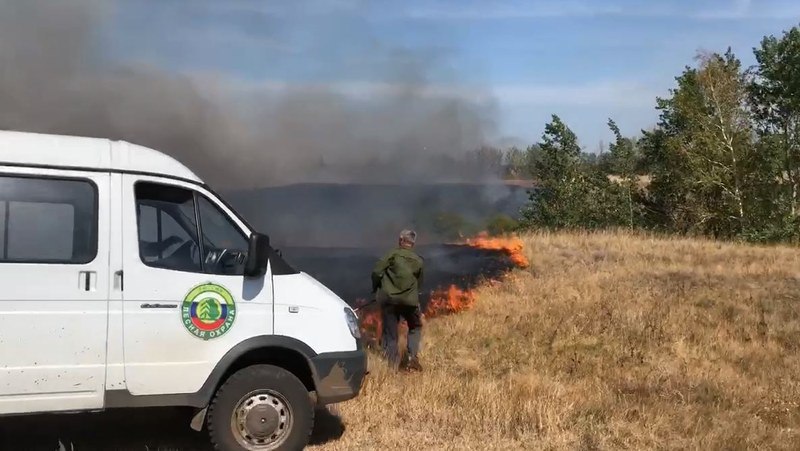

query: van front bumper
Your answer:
[310,347,368,405]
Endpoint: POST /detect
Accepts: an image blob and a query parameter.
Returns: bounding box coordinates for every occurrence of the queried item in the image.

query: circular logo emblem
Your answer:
[181,283,236,340]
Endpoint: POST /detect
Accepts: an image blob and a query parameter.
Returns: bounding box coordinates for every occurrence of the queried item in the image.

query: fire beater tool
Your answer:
[353,298,376,314]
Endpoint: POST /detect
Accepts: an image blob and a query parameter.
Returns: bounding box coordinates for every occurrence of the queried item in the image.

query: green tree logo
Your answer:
[197,297,221,322]
[181,283,236,340]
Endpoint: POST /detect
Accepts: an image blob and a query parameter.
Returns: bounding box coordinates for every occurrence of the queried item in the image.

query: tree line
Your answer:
[487,24,800,244]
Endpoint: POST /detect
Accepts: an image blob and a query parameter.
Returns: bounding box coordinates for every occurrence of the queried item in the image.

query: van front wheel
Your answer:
[207,364,314,451]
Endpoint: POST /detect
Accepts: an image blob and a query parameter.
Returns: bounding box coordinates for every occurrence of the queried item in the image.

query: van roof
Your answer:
[0,130,201,183]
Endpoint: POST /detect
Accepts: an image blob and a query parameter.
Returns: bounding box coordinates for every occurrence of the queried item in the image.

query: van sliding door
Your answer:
[0,168,110,414]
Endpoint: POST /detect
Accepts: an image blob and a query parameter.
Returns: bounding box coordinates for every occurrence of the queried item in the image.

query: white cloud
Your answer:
[184,0,360,17]
[695,0,752,19]
[397,0,800,21]
[491,80,662,108]
[131,0,800,21]
[401,1,658,20]
[164,26,296,53]
[696,0,800,19]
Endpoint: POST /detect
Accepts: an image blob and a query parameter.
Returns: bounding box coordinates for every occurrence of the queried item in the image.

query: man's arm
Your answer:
[371,252,391,294]
[416,261,425,318]
[416,260,424,291]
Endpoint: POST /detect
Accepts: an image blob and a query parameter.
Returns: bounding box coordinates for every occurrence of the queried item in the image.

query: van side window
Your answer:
[134,182,249,275]
[135,183,202,273]
[0,175,97,264]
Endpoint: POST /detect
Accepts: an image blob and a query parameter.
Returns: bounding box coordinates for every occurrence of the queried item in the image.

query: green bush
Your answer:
[432,212,478,241]
[486,214,520,236]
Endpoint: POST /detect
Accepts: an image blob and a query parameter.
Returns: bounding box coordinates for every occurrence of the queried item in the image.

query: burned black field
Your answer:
[279,244,518,310]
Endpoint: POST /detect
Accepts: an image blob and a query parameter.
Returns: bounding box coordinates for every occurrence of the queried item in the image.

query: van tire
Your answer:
[207,364,314,451]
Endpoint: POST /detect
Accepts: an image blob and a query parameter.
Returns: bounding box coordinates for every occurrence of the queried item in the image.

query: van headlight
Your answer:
[344,307,361,339]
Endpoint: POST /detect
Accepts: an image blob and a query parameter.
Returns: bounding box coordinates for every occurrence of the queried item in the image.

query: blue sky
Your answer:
[108,0,800,151]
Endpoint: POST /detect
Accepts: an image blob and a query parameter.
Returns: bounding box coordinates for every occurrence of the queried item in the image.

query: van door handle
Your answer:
[140,303,178,309]
[114,270,124,291]
[79,271,96,292]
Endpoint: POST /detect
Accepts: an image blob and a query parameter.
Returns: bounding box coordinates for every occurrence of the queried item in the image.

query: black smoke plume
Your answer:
[0,0,501,190]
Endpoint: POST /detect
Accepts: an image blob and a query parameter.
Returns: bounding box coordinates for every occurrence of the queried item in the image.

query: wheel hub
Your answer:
[245,404,280,438]
[232,390,292,449]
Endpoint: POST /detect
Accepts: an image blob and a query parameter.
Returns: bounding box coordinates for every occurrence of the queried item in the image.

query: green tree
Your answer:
[466,146,504,177]
[694,51,753,232]
[639,127,678,229]
[750,25,800,239]
[523,144,543,179]
[432,212,474,241]
[503,146,528,179]
[607,119,642,229]
[517,26,800,244]
[522,115,590,228]
[645,50,756,239]
[486,213,520,235]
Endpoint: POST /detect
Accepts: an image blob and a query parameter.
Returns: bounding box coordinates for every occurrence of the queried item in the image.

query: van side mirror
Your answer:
[244,232,270,278]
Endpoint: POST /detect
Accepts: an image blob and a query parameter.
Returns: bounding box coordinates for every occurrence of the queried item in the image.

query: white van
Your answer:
[0,130,367,450]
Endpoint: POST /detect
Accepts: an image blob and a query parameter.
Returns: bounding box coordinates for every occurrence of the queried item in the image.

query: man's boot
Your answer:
[399,353,409,370]
[404,356,423,372]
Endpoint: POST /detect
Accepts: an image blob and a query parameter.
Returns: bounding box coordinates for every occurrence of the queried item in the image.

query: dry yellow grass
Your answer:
[310,231,800,450]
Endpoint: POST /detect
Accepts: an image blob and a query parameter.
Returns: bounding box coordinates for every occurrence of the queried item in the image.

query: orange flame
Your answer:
[357,304,383,346]
[356,285,473,347]
[425,284,475,317]
[357,233,528,346]
[464,232,529,268]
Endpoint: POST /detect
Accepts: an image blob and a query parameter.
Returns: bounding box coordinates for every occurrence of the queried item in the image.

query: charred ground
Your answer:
[279,243,518,310]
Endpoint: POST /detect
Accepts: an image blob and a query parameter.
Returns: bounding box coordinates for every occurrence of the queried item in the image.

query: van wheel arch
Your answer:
[103,335,324,424]
[193,336,319,425]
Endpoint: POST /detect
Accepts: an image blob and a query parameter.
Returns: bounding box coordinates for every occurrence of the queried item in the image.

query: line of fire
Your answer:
[280,233,530,349]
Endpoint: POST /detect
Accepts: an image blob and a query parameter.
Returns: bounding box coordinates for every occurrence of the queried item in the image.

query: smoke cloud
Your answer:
[0,0,501,191]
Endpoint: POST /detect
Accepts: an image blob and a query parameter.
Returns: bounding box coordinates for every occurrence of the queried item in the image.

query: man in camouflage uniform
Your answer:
[371,229,425,372]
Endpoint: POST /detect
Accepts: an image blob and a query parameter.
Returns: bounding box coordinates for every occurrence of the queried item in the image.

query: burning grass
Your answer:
[312,231,800,450]
[357,234,525,346]
[465,232,530,268]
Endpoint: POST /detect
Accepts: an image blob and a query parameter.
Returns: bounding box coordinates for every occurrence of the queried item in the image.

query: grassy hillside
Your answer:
[311,231,800,450]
